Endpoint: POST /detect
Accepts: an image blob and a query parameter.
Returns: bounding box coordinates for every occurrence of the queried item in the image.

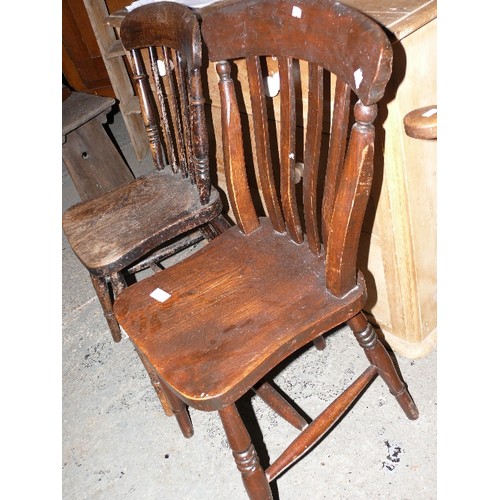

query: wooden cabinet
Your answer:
[363,15,437,359]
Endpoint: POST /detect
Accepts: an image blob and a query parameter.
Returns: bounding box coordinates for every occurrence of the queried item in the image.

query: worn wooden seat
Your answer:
[114,1,419,497]
[62,1,230,346]
[63,168,221,273]
[115,219,366,411]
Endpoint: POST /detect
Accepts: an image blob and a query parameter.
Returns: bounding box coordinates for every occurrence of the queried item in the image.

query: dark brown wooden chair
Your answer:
[113,1,419,497]
[62,2,230,346]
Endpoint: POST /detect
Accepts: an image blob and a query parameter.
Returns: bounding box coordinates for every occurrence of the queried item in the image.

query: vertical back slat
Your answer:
[146,46,177,172]
[278,57,303,244]
[162,46,187,175]
[130,48,166,171]
[325,102,376,297]
[322,79,351,245]
[303,62,324,255]
[246,56,286,233]
[190,65,211,204]
[173,50,195,181]
[217,61,260,234]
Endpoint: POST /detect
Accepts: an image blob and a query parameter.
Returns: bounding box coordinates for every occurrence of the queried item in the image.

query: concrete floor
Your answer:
[62,109,437,499]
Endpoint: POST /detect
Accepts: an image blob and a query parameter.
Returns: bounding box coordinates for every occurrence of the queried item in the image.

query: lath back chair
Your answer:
[62,1,230,345]
[113,0,419,497]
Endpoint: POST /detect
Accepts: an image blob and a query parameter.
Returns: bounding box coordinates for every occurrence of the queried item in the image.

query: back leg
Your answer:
[90,274,121,342]
[135,349,193,438]
[134,349,173,417]
[348,312,419,420]
[158,378,194,439]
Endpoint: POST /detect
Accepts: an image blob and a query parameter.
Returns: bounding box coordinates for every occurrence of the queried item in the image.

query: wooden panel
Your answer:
[62,0,115,96]
[341,0,436,40]
[366,19,437,358]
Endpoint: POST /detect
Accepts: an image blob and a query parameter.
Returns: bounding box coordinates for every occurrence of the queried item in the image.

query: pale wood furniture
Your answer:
[63,1,230,347]
[113,1,418,497]
[62,90,134,201]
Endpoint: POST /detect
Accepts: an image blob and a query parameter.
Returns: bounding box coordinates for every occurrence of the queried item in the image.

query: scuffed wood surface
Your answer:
[114,220,366,411]
[63,169,222,273]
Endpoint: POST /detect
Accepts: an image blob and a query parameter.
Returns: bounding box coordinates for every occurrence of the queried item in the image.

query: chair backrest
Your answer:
[201,0,392,297]
[121,1,211,204]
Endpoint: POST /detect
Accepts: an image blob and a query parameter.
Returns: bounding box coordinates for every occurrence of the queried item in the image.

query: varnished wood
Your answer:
[348,312,419,420]
[303,63,323,254]
[253,382,308,431]
[404,105,437,140]
[114,220,367,411]
[246,56,286,232]
[325,102,376,297]
[266,365,378,481]
[219,405,273,500]
[112,1,418,497]
[322,79,350,247]
[200,1,437,358]
[63,2,229,350]
[216,61,260,234]
[279,56,303,244]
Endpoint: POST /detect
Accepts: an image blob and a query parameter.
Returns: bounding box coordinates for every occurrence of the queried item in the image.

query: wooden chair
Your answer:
[113,0,419,497]
[62,1,230,345]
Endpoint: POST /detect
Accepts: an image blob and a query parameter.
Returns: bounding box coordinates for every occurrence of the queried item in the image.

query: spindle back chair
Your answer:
[113,1,419,497]
[62,1,229,345]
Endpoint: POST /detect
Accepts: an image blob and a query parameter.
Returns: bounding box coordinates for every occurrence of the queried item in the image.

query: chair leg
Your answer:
[158,379,194,439]
[90,274,122,343]
[313,336,326,350]
[348,312,419,420]
[134,349,173,418]
[253,382,308,430]
[201,214,232,240]
[211,214,232,234]
[219,404,273,500]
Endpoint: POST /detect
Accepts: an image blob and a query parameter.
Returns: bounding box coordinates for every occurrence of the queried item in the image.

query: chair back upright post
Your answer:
[201,0,393,295]
[121,2,211,203]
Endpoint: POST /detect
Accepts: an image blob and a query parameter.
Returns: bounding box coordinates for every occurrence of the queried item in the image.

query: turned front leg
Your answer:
[219,404,273,499]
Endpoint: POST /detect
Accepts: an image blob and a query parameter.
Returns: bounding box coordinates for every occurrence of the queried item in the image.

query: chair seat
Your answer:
[62,169,222,275]
[113,219,366,411]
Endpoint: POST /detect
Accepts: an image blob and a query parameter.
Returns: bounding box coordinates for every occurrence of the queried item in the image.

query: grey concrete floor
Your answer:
[62,109,437,499]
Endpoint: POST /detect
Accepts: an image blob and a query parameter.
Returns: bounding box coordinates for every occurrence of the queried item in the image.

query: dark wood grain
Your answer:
[278,56,303,244]
[216,61,260,234]
[114,220,366,410]
[246,56,286,232]
[113,1,419,497]
[303,62,323,254]
[63,1,229,348]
